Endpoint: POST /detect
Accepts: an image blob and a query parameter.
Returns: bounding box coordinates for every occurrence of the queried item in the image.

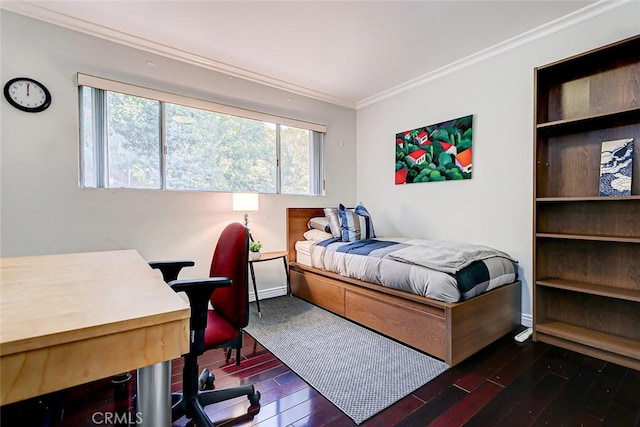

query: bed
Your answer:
[286,207,522,366]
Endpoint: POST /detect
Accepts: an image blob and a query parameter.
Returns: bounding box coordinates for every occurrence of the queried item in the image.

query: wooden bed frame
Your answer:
[286,208,521,366]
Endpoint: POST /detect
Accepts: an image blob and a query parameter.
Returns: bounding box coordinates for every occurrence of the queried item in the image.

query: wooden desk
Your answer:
[248,250,290,317]
[0,250,190,424]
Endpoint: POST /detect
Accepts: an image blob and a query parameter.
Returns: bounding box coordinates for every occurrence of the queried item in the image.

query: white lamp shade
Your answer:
[232,192,259,212]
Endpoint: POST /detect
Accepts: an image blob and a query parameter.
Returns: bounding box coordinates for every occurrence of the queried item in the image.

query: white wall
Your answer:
[2,5,638,317]
[0,11,357,296]
[356,2,639,324]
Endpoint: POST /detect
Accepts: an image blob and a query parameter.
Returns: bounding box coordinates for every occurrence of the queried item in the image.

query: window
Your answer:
[78,74,325,195]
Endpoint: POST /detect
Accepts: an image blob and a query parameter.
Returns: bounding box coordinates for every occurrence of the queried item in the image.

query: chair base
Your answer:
[171,386,261,426]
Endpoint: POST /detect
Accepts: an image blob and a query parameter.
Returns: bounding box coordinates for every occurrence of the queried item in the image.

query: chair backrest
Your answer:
[209,222,250,329]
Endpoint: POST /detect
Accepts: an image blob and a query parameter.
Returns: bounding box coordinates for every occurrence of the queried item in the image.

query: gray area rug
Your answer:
[245,296,449,424]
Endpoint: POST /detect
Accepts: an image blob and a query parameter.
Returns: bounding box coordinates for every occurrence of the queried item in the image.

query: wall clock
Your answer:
[3,77,52,113]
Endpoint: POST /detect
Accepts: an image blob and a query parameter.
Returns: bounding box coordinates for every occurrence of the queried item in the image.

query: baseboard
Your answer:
[521,313,533,328]
[249,285,287,303]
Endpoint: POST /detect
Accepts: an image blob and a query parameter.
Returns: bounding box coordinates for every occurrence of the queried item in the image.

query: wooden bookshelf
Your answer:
[533,34,640,371]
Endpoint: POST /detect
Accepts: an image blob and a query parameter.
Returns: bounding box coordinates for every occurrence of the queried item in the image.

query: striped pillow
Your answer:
[354,203,376,237]
[323,208,342,238]
[338,203,376,241]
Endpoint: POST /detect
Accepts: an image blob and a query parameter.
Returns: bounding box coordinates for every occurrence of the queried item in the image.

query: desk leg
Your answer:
[282,256,290,296]
[249,262,261,317]
[137,361,171,427]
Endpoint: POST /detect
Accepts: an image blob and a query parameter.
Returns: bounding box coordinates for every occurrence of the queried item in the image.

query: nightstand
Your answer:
[248,251,290,317]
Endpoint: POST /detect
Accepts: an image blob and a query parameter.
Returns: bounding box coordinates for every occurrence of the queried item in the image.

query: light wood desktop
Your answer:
[0,249,190,425]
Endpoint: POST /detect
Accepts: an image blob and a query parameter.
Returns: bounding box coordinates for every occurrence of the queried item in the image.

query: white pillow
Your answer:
[307,216,331,233]
[303,229,334,242]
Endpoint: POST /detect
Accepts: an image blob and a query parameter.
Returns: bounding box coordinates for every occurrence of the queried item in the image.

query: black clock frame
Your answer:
[3,77,52,113]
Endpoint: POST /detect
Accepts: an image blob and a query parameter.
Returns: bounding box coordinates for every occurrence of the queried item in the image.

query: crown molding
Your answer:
[1,0,629,111]
[0,1,356,109]
[355,0,631,109]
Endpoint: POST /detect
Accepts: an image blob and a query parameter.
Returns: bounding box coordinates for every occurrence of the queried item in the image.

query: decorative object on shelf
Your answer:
[395,114,473,185]
[3,77,52,113]
[599,138,634,197]
[249,241,263,261]
[232,192,259,241]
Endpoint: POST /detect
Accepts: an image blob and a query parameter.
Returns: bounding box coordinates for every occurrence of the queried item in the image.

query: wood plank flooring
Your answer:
[2,326,639,426]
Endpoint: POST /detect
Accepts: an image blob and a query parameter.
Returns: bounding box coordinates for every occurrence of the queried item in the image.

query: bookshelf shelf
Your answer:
[536,278,640,303]
[536,106,640,135]
[536,195,640,202]
[536,233,640,244]
[536,322,640,364]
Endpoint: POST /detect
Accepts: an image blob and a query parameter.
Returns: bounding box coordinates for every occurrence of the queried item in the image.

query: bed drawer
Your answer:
[290,270,345,315]
[345,289,446,360]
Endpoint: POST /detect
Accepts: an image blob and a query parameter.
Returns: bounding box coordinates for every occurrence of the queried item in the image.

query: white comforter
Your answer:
[302,237,518,303]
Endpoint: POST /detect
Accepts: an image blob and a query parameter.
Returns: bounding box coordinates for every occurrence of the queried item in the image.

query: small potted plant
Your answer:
[249,241,263,261]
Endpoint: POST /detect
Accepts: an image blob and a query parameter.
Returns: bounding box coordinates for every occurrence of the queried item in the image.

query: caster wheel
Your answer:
[111,372,131,384]
[247,390,261,416]
[199,368,215,390]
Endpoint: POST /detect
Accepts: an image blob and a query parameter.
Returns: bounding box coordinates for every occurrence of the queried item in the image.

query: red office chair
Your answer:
[150,222,260,426]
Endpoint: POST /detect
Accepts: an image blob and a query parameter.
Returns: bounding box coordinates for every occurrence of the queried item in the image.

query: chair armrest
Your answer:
[168,277,232,353]
[168,277,231,294]
[149,260,195,283]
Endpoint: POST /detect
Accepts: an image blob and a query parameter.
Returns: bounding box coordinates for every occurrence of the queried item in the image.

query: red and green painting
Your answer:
[395,114,473,185]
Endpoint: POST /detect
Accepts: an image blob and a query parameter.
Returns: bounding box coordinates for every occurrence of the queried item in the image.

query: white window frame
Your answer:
[78,73,326,195]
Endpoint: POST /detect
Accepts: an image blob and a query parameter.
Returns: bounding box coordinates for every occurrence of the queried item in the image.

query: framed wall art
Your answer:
[395,114,473,185]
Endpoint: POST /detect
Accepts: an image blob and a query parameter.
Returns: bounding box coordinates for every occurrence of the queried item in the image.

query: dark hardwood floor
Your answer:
[3,326,639,426]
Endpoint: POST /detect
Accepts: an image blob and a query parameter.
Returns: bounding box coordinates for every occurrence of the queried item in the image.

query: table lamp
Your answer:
[232,192,259,229]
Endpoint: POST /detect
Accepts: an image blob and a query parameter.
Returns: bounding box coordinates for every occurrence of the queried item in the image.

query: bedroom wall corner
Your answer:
[354,2,640,323]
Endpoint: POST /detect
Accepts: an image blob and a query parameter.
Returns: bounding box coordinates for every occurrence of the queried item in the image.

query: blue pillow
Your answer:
[338,203,376,242]
[354,203,376,237]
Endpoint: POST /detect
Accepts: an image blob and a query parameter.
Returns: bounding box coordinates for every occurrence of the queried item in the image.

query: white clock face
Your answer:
[4,78,51,112]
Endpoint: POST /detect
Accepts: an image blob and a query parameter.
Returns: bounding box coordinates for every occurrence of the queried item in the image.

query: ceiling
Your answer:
[2,0,601,108]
